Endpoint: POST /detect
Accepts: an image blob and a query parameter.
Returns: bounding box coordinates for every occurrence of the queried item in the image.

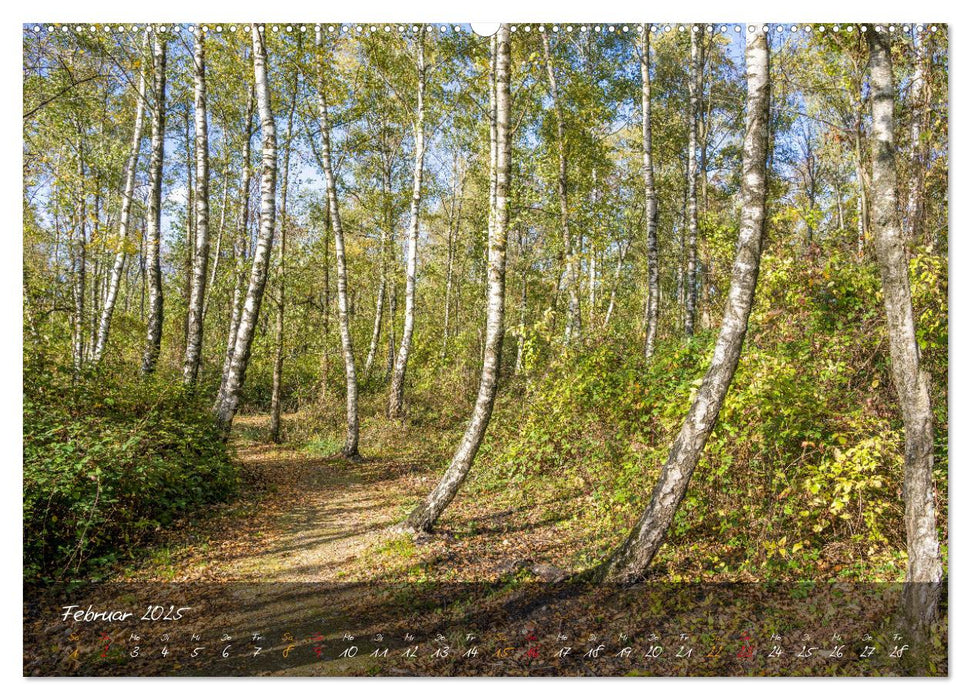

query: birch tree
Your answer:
[215,25,277,431]
[640,25,660,359]
[141,31,167,376]
[603,26,771,583]
[218,83,254,404]
[683,26,701,338]
[316,26,359,458]
[401,23,511,533]
[270,66,299,443]
[93,33,148,365]
[183,29,210,385]
[388,26,427,419]
[866,26,943,634]
[541,32,580,343]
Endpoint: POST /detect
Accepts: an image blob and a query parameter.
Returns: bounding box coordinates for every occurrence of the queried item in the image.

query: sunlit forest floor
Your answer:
[115,406,908,586]
[117,412,601,584]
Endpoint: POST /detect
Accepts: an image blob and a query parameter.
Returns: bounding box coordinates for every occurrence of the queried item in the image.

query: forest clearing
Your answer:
[23,22,948,676]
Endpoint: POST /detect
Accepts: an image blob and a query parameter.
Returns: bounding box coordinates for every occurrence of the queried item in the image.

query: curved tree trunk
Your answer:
[183,30,210,385]
[217,84,255,408]
[866,27,943,635]
[93,33,148,365]
[402,23,511,533]
[141,32,166,376]
[389,27,427,419]
[316,27,359,458]
[603,27,770,583]
[684,26,700,339]
[215,25,277,431]
[641,25,660,359]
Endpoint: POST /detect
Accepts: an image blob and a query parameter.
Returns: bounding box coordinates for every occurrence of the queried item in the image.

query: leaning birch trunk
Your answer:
[683,25,700,338]
[388,27,426,419]
[866,27,943,635]
[183,30,210,385]
[401,23,511,533]
[269,79,297,443]
[141,32,166,375]
[603,27,770,583]
[641,24,660,359]
[217,85,254,407]
[214,25,277,430]
[316,27,359,458]
[93,33,148,365]
[541,32,580,343]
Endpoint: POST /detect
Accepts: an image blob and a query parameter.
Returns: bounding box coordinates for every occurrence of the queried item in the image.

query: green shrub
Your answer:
[23,366,236,582]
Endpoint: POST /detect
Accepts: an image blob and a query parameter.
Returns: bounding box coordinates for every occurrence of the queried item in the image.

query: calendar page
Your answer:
[21,20,949,678]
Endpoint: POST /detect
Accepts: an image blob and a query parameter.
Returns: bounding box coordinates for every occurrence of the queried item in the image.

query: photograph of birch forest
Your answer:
[24,22,948,637]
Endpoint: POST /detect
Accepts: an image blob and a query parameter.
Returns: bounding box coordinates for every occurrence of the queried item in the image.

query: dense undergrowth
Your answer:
[463,250,948,580]
[23,365,237,582]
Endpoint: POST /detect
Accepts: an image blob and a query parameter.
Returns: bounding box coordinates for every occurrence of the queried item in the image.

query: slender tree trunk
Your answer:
[141,33,166,376]
[389,27,427,419]
[364,167,391,379]
[71,135,87,374]
[854,100,869,255]
[386,280,397,381]
[203,145,232,326]
[318,205,331,404]
[182,106,195,354]
[603,27,770,583]
[542,32,580,343]
[906,28,930,246]
[514,229,528,374]
[215,25,277,430]
[183,31,210,385]
[867,27,943,635]
[604,239,630,329]
[641,25,660,359]
[270,74,298,442]
[315,27,359,458]
[402,23,511,533]
[218,85,255,406]
[588,169,598,326]
[442,155,463,360]
[684,26,700,338]
[93,38,147,364]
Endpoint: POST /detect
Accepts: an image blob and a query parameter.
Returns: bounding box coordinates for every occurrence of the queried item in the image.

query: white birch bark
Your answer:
[867,27,943,634]
[684,26,700,338]
[315,27,359,458]
[641,25,660,359]
[215,25,277,430]
[401,23,511,533]
[541,32,580,343]
[389,27,427,419]
[217,85,255,407]
[603,27,770,583]
[270,75,298,443]
[93,33,148,365]
[183,30,210,384]
[141,32,166,375]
